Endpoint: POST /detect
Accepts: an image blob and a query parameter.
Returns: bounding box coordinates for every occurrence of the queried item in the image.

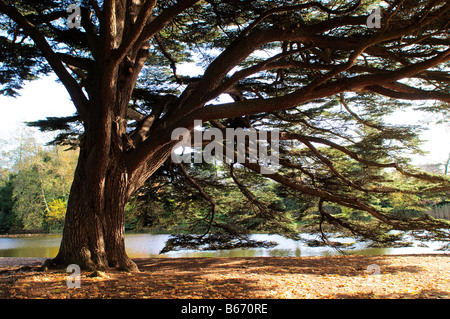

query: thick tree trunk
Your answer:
[51,139,139,272]
[49,44,156,272]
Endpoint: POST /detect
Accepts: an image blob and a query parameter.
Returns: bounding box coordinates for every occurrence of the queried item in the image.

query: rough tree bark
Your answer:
[52,143,138,271]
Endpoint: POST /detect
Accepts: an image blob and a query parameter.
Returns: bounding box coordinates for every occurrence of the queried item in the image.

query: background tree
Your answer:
[0,171,16,232]
[1,0,450,271]
[0,127,78,232]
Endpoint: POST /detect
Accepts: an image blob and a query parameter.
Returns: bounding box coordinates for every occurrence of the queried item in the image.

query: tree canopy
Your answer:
[1,0,450,269]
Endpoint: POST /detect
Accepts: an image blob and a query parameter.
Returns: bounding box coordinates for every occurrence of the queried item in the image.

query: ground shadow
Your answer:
[1,255,448,299]
[134,256,425,276]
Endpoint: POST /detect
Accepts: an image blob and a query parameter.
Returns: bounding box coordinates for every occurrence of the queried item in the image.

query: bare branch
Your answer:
[154,33,182,84]
[113,0,157,63]
[80,6,100,58]
[56,53,94,71]
[101,0,116,53]
[368,84,450,103]
[131,0,200,58]
[129,115,155,146]
[126,108,146,121]
[338,93,385,131]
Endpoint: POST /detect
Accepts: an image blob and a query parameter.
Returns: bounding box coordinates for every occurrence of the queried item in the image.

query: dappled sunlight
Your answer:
[1,255,449,299]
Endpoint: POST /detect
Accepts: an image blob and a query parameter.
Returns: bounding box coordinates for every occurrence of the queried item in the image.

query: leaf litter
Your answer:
[0,255,449,299]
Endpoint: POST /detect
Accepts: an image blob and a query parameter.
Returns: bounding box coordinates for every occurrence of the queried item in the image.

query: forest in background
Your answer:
[1,126,448,236]
[0,126,77,232]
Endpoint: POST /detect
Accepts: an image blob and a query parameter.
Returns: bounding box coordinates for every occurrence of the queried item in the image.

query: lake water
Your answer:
[0,233,448,258]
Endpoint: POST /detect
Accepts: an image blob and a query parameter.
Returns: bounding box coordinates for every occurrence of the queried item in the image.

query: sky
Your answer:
[0,75,449,168]
[0,75,76,145]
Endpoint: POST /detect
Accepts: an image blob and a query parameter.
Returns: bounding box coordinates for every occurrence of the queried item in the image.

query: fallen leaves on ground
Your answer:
[0,255,449,299]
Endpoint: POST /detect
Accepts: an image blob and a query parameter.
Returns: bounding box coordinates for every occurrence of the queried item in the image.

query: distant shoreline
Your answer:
[0,233,57,238]
[0,231,171,238]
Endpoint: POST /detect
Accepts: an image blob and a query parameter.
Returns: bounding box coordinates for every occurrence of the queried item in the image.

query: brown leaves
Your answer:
[1,255,449,299]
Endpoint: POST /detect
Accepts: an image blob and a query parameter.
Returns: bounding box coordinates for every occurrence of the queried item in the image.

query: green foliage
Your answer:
[0,127,77,233]
[0,0,449,244]
[45,197,67,230]
[0,126,447,238]
[0,171,18,232]
[12,163,46,229]
[0,36,50,97]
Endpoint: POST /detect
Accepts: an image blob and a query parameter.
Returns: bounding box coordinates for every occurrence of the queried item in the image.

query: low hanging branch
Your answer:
[229,163,296,235]
[175,162,217,237]
[239,149,450,232]
[317,198,348,254]
[229,163,276,220]
[317,198,398,244]
[200,122,448,230]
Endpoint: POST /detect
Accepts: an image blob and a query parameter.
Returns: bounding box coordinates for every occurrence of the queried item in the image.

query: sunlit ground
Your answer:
[1,255,449,299]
